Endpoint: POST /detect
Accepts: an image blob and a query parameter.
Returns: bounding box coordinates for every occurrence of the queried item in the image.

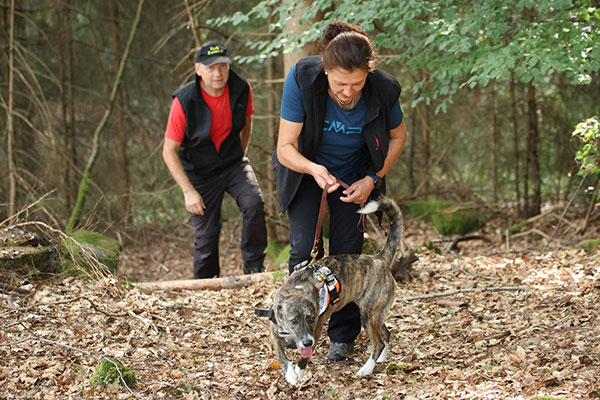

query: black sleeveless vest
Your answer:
[273,56,402,213]
[173,69,249,181]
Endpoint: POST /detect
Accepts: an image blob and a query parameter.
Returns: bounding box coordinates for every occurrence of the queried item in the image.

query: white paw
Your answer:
[376,343,389,363]
[356,357,376,377]
[284,363,304,385]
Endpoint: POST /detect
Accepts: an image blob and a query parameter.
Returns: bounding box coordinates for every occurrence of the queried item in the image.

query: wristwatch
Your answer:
[367,174,381,186]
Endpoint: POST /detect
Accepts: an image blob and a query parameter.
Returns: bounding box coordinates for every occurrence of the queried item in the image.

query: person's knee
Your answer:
[239,195,265,216]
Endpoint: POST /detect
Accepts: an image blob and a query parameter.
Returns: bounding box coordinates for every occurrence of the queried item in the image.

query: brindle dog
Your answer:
[269,196,403,385]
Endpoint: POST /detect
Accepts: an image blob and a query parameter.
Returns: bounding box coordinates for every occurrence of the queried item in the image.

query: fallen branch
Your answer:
[134,270,286,291]
[398,286,528,302]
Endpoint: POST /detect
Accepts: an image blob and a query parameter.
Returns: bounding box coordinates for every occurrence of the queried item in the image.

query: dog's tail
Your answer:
[358,196,403,269]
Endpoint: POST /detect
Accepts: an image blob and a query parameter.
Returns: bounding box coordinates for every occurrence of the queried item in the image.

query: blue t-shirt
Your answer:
[280,64,403,183]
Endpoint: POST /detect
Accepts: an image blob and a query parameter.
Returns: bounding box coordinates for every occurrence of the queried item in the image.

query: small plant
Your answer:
[89,357,136,388]
[572,116,600,177]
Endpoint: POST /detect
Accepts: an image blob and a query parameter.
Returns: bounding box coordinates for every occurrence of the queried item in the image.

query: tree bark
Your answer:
[490,81,498,203]
[7,0,16,217]
[525,82,541,216]
[134,271,283,291]
[66,0,145,233]
[509,71,521,213]
[110,0,132,223]
[265,9,279,239]
[282,0,324,73]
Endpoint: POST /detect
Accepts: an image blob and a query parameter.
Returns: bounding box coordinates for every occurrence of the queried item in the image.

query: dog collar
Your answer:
[313,266,341,315]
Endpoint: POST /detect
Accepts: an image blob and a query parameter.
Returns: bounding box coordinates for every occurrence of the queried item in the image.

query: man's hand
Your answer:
[184,189,206,215]
[310,164,340,193]
[340,176,374,204]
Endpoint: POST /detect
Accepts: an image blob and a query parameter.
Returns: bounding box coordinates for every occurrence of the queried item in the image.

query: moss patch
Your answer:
[404,200,485,236]
[90,357,136,388]
[575,238,600,253]
[65,230,122,274]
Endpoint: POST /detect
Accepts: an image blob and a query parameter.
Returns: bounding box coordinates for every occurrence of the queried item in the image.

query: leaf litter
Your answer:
[1,211,600,399]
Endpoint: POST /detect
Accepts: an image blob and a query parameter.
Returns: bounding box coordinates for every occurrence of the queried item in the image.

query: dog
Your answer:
[268,196,403,385]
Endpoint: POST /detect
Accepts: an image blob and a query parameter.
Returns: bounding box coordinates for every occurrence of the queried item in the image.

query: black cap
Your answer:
[195,41,232,66]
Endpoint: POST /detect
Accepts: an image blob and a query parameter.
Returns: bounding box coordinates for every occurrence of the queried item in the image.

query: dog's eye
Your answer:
[306,316,315,324]
[291,318,299,324]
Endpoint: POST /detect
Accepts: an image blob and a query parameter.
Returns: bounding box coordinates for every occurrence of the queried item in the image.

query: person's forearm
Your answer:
[163,148,196,194]
[277,142,317,175]
[240,116,252,156]
[377,137,405,178]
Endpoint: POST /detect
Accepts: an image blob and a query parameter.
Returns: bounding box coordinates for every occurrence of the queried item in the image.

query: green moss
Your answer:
[275,244,291,266]
[271,270,287,283]
[64,230,122,274]
[508,219,530,234]
[576,238,600,253]
[430,208,484,236]
[90,357,136,388]
[531,396,571,400]
[403,200,454,219]
[385,362,410,374]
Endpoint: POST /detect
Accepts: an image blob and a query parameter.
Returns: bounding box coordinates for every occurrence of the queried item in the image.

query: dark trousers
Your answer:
[287,176,363,343]
[190,158,267,279]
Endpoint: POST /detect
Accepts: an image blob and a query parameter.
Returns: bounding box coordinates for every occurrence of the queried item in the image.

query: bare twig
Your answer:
[398,286,528,302]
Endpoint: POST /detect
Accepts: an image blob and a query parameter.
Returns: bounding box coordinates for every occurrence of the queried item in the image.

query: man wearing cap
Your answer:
[162,40,267,279]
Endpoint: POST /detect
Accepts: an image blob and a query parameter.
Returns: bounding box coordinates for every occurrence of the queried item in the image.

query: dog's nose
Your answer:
[302,338,314,348]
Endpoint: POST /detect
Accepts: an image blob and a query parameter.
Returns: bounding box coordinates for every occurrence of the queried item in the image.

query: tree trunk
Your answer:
[110,0,132,223]
[490,81,498,203]
[525,83,541,216]
[282,0,325,73]
[408,107,417,195]
[7,0,16,217]
[509,71,521,213]
[66,0,145,233]
[265,9,279,239]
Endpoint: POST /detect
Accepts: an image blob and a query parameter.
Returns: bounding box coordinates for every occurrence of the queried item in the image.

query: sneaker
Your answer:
[284,339,296,349]
[327,341,355,361]
[244,265,265,274]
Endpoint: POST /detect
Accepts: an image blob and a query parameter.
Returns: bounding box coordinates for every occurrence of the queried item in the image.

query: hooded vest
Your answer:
[173,69,249,181]
[273,56,402,213]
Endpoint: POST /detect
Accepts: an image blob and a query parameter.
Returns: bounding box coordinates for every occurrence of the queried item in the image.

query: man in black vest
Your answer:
[163,41,267,279]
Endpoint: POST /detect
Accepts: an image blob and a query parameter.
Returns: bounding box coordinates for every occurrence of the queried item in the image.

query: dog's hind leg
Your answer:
[357,316,387,377]
[376,324,390,363]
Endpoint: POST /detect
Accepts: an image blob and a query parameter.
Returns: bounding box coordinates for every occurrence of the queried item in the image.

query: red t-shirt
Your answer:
[165,82,254,152]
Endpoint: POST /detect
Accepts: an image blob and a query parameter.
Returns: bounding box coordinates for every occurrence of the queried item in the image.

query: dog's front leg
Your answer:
[271,324,304,385]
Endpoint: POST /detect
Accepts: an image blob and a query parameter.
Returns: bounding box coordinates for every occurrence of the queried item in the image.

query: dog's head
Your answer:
[273,280,320,359]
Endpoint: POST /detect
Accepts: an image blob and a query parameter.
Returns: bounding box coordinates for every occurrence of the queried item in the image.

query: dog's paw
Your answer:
[284,363,304,385]
[356,357,376,377]
[376,343,389,363]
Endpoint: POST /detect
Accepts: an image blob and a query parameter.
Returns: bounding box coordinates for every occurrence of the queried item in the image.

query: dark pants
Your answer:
[190,158,267,279]
[287,176,363,343]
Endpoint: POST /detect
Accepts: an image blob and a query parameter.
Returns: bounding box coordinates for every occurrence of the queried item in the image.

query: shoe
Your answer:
[284,339,296,349]
[327,341,354,361]
[244,265,265,274]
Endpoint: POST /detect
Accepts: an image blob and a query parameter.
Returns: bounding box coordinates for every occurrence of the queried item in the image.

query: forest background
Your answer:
[1,1,600,399]
[1,0,599,252]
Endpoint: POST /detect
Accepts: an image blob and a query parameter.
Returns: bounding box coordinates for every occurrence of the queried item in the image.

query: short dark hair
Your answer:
[321,22,377,72]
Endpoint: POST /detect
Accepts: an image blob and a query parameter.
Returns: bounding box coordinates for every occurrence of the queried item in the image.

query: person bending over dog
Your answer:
[163,41,267,279]
[273,22,407,361]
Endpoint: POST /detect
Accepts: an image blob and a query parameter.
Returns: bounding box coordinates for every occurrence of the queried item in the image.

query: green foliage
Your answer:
[404,200,454,219]
[65,230,122,274]
[266,238,291,267]
[385,361,410,374]
[90,357,136,388]
[211,0,600,112]
[508,219,530,235]
[572,116,600,177]
[575,238,600,253]
[430,208,485,236]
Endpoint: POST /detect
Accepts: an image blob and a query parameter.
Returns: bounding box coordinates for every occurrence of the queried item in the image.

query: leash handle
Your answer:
[310,178,366,265]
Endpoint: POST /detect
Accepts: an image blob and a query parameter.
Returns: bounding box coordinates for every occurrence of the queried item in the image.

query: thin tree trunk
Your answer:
[265,9,278,239]
[110,0,131,223]
[408,106,417,195]
[282,0,324,72]
[420,101,430,197]
[7,0,16,217]
[526,83,541,216]
[490,81,498,203]
[183,0,201,49]
[509,71,521,213]
[66,0,145,233]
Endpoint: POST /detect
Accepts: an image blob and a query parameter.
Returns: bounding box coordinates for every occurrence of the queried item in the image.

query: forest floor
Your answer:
[1,203,600,399]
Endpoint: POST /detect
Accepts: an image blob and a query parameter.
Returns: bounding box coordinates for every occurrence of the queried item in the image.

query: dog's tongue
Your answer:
[298,345,313,359]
